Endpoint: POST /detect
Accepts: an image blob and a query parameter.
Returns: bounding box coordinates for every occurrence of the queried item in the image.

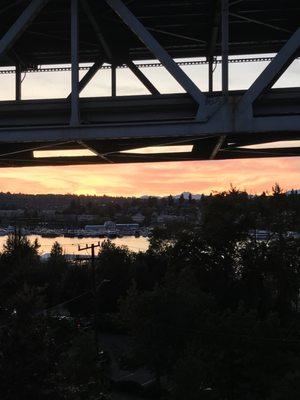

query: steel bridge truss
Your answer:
[0,0,299,167]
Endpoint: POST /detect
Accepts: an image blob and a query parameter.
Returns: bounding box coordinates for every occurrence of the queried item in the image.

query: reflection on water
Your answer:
[0,235,149,255]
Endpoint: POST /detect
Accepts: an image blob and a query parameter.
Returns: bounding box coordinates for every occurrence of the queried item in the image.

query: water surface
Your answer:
[0,235,149,255]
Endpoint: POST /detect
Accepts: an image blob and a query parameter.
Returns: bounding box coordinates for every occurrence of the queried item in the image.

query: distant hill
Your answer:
[286,190,300,195]
[141,192,203,200]
[173,192,203,200]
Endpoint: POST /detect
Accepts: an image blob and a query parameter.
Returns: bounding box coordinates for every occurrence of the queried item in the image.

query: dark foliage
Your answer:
[0,187,299,399]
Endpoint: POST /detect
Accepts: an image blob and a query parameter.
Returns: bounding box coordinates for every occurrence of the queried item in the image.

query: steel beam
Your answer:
[70,0,80,125]
[78,140,114,163]
[67,58,103,99]
[222,0,229,96]
[210,135,227,159]
[127,61,160,95]
[0,141,83,157]
[229,12,292,35]
[238,28,300,112]
[78,59,102,95]
[193,136,220,157]
[210,0,228,159]
[208,58,213,93]
[80,0,112,62]
[0,119,226,143]
[1,145,299,168]
[227,132,300,147]
[0,110,299,144]
[219,147,300,159]
[105,0,207,119]
[207,0,220,93]
[207,0,220,58]
[111,64,116,97]
[0,89,298,128]
[0,0,49,61]
[15,64,21,101]
[252,115,300,133]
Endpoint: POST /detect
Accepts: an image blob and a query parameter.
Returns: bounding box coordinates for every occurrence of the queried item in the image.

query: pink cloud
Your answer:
[0,157,299,196]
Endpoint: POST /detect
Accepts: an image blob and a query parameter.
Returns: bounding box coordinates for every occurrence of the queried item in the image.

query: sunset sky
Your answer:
[0,58,299,196]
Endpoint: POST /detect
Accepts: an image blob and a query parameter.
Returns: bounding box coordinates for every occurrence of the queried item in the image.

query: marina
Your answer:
[0,232,149,255]
[0,223,151,240]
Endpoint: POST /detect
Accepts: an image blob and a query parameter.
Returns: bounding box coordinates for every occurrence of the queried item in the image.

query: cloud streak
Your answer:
[0,157,298,196]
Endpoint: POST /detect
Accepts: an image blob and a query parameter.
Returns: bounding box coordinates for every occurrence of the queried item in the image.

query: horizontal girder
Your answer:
[0,146,299,168]
[0,88,298,167]
[0,89,299,129]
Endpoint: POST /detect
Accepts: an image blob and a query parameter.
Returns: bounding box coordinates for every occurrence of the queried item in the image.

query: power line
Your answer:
[0,289,92,330]
[40,290,92,314]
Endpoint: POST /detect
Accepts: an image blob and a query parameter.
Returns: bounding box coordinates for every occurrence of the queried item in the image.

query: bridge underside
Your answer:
[0,0,299,167]
[1,0,299,66]
[0,88,299,167]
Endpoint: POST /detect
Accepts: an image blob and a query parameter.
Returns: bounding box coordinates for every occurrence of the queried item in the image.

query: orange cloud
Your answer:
[0,157,299,196]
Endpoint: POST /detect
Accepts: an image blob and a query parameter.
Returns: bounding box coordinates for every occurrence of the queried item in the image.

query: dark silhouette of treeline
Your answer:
[0,186,299,231]
[0,185,299,399]
[0,192,133,209]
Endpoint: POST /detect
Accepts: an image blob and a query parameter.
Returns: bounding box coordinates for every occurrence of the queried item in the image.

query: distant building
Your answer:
[85,225,106,235]
[249,229,300,241]
[287,231,300,239]
[249,230,272,241]
[117,223,139,234]
[85,221,139,235]
[104,221,116,231]
[286,190,300,195]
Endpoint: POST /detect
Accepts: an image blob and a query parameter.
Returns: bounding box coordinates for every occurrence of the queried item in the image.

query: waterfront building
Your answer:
[85,221,139,236]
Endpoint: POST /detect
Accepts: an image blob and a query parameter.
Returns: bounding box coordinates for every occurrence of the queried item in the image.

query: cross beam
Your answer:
[67,58,103,99]
[105,0,208,120]
[0,0,49,61]
[238,28,300,113]
[81,0,112,62]
[127,61,160,95]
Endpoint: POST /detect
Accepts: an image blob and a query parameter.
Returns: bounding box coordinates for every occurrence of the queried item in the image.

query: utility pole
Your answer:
[78,241,101,356]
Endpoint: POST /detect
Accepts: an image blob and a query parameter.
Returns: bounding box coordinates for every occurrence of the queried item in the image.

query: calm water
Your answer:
[0,235,149,255]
